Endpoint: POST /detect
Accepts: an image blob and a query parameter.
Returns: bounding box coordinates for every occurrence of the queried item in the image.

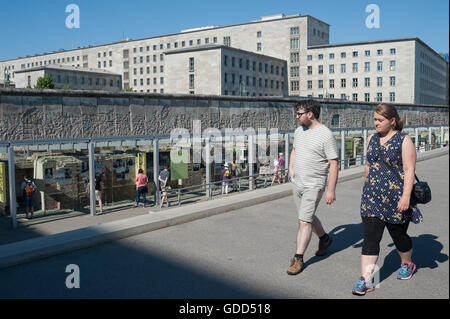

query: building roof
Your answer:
[308,37,449,64]
[14,65,121,76]
[164,44,287,63]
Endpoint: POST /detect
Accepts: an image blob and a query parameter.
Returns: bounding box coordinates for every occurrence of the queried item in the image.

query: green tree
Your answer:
[34,74,55,89]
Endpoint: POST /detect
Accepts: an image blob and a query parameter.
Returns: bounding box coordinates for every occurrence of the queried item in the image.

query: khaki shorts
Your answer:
[95,190,102,201]
[292,184,324,222]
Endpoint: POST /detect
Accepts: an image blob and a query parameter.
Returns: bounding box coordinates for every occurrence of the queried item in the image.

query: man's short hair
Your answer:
[296,99,321,120]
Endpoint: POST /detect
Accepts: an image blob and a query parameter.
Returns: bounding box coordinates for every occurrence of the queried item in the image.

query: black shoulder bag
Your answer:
[376,134,431,206]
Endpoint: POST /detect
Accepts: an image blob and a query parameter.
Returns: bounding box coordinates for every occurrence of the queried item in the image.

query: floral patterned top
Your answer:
[360,131,413,224]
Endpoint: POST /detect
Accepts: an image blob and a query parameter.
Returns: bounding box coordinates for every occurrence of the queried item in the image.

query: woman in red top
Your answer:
[134,169,149,208]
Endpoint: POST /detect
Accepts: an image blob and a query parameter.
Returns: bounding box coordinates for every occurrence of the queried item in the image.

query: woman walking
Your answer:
[352,103,422,296]
[134,168,149,208]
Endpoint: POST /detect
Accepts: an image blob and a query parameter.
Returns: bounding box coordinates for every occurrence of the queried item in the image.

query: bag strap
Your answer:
[375,133,419,184]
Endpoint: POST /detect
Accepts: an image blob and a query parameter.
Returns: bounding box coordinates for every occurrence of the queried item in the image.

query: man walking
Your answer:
[21,175,37,219]
[287,100,339,275]
[158,166,170,208]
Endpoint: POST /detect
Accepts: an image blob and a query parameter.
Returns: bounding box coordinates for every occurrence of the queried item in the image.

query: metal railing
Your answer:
[157,168,290,208]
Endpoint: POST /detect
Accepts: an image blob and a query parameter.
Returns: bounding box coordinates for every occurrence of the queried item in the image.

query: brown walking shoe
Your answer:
[286,257,304,275]
[315,236,333,256]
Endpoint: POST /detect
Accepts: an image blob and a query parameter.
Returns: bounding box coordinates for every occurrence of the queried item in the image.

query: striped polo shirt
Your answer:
[292,124,338,188]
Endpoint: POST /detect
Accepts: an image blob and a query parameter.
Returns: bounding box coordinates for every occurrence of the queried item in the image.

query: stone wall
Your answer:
[0,88,448,141]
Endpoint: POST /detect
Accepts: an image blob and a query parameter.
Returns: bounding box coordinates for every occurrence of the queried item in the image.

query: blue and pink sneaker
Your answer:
[352,276,375,296]
[397,261,416,280]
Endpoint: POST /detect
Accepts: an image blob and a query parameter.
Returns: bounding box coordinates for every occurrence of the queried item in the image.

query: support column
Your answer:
[284,133,290,182]
[205,136,211,198]
[340,130,345,170]
[88,142,96,216]
[428,127,432,149]
[248,134,255,190]
[153,138,160,206]
[8,145,17,229]
[441,126,445,148]
[414,128,419,150]
[363,129,368,165]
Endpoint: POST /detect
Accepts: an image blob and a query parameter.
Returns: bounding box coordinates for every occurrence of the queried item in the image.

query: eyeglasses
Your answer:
[296,111,307,117]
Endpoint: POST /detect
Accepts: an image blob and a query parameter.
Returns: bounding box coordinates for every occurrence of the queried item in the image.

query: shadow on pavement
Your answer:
[303,223,364,270]
[0,229,270,298]
[380,234,449,282]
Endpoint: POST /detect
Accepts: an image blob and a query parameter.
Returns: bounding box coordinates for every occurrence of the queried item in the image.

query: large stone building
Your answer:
[14,65,122,91]
[165,44,288,96]
[0,13,448,104]
[304,38,449,105]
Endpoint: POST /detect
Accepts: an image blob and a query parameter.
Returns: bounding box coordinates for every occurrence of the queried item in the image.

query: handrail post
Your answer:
[88,142,96,216]
[153,138,160,206]
[8,145,17,229]
[428,127,432,149]
[249,134,255,191]
[284,133,290,183]
[205,136,211,198]
[363,129,368,165]
[340,130,345,171]
[414,128,419,150]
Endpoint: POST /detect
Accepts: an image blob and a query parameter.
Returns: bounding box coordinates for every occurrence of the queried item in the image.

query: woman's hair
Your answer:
[138,168,144,174]
[375,103,404,131]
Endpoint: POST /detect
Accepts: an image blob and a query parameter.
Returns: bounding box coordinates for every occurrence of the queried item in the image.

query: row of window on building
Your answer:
[419,50,445,70]
[124,65,164,79]
[20,55,89,70]
[302,76,397,89]
[420,62,447,83]
[121,36,233,60]
[306,48,396,61]
[132,77,165,86]
[306,92,397,102]
[223,90,280,97]
[123,54,165,65]
[223,56,285,76]
[303,60,397,75]
[27,74,121,88]
[118,26,302,58]
[224,73,285,90]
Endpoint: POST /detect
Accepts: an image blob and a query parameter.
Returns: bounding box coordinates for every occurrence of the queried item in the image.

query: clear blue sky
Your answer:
[0,0,448,61]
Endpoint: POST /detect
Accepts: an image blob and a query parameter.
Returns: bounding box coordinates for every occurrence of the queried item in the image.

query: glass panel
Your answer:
[11,143,89,220]
[0,147,8,218]
[345,130,365,167]
[96,138,153,209]
[443,128,450,148]
[417,127,429,153]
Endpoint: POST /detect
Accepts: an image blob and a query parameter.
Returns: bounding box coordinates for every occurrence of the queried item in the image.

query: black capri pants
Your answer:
[361,216,412,256]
